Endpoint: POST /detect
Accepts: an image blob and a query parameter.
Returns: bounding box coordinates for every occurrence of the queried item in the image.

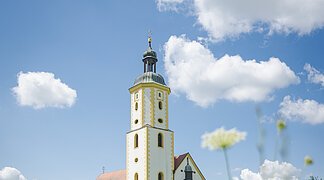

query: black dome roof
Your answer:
[143,49,157,58]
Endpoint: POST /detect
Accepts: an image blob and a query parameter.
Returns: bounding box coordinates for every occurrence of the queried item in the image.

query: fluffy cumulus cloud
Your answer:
[240,169,262,180]
[279,96,324,125]
[304,63,324,87]
[240,160,300,180]
[12,72,77,109]
[0,167,27,180]
[158,0,324,41]
[164,35,299,107]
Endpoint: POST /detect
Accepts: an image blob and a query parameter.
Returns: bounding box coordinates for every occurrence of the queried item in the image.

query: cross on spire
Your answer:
[148,30,152,49]
[142,32,158,73]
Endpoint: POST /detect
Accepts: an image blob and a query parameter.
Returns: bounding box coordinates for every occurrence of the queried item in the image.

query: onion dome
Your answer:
[134,72,166,85]
[134,35,166,86]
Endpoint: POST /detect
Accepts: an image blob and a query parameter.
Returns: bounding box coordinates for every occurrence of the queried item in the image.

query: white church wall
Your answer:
[126,127,147,180]
[131,89,143,130]
[147,128,174,180]
[153,88,167,129]
[143,88,151,125]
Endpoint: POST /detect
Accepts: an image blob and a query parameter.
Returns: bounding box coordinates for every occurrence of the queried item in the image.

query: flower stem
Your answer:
[223,148,232,180]
[274,132,278,160]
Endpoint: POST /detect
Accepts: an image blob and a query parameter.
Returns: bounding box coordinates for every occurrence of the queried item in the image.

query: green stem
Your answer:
[223,148,232,180]
[274,132,278,160]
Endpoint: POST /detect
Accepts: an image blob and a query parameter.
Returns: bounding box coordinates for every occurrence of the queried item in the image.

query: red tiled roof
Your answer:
[174,152,189,171]
[96,170,126,180]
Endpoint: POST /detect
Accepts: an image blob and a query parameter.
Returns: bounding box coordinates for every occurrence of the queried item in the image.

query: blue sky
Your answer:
[1,0,324,179]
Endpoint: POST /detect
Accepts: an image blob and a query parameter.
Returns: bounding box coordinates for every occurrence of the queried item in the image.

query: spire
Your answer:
[148,30,152,49]
[143,32,158,73]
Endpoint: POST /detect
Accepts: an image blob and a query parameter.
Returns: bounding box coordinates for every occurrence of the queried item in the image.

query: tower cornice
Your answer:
[129,82,171,94]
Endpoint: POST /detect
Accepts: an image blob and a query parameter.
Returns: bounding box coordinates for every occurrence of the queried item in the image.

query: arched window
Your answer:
[158,101,163,110]
[135,102,138,111]
[134,134,138,148]
[158,133,163,147]
[157,91,163,100]
[158,172,163,180]
[134,173,138,180]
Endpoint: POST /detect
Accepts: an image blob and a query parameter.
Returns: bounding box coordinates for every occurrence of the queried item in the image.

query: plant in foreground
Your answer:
[255,106,266,166]
[309,176,323,180]
[277,119,286,133]
[304,155,313,166]
[201,127,246,180]
[275,119,288,161]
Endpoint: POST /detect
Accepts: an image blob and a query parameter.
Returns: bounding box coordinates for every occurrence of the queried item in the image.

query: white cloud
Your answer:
[12,72,77,109]
[156,0,184,11]
[164,35,299,107]
[240,169,262,180]
[240,160,300,180]
[279,95,324,124]
[0,167,27,180]
[158,0,324,41]
[304,63,324,87]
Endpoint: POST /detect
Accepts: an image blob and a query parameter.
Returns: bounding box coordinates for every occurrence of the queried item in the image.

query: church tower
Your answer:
[126,37,174,180]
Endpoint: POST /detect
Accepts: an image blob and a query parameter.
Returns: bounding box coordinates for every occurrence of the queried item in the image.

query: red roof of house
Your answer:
[174,152,189,170]
[96,170,126,180]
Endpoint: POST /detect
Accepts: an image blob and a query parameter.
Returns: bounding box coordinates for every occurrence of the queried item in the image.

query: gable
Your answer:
[174,153,206,180]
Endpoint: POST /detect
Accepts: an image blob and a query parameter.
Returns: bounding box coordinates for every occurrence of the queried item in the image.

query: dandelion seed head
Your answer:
[201,127,246,150]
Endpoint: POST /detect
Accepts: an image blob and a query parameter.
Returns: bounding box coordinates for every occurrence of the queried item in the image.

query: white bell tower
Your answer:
[126,36,174,180]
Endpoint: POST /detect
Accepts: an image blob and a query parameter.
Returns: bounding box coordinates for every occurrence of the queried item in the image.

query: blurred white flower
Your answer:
[201,127,246,150]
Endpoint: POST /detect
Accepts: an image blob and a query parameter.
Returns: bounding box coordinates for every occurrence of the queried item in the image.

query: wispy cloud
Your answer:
[12,72,77,109]
[164,35,299,107]
[304,63,324,87]
[279,95,324,125]
[156,0,184,11]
